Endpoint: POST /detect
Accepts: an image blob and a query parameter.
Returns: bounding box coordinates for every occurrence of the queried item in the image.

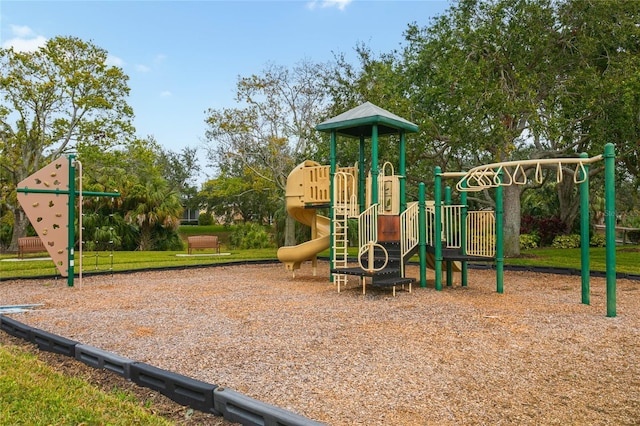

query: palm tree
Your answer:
[124,177,183,251]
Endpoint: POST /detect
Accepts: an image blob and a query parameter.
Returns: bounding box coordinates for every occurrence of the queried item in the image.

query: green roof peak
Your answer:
[316,101,418,137]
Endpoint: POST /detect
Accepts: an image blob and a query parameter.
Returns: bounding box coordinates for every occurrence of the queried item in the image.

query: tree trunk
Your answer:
[502,184,522,257]
[284,213,296,246]
[557,176,580,233]
[9,208,30,252]
[138,226,152,251]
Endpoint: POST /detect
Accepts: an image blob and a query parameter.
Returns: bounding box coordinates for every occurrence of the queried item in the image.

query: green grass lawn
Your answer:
[505,245,640,275]
[0,344,172,425]
[1,248,278,278]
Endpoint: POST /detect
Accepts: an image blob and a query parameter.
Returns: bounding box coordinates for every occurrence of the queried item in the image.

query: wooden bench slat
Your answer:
[18,236,46,259]
[187,235,220,254]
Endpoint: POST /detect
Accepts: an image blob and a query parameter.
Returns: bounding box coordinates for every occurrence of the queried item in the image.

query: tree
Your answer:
[0,36,134,251]
[321,46,434,197]
[79,137,184,251]
[123,176,183,251]
[398,0,569,256]
[157,146,202,220]
[199,170,277,224]
[203,60,330,245]
[554,0,640,218]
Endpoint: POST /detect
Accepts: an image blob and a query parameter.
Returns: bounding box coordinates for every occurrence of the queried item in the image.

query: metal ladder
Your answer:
[332,171,358,292]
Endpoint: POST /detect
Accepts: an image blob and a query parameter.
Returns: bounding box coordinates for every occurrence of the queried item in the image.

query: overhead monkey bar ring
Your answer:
[445,154,605,192]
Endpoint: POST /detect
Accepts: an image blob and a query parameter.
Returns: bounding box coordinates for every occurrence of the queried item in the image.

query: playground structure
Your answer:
[278,102,618,317]
[16,155,119,287]
[277,102,494,295]
[11,104,618,317]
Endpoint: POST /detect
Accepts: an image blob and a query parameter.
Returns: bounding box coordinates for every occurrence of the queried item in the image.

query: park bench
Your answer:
[187,235,220,254]
[18,236,46,259]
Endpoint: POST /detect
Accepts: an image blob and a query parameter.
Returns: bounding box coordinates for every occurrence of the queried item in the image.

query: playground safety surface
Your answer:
[2,262,639,425]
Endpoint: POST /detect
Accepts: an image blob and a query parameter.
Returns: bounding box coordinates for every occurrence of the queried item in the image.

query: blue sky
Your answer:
[1,0,448,172]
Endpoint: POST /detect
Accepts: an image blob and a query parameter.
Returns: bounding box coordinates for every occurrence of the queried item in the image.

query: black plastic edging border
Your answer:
[75,344,134,378]
[4,257,638,282]
[129,362,217,414]
[337,257,640,281]
[0,315,325,426]
[214,387,325,426]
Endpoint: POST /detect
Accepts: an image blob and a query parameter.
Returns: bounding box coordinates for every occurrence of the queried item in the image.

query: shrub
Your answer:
[589,233,606,247]
[620,210,640,243]
[519,233,539,250]
[628,230,640,244]
[0,222,11,251]
[198,212,214,226]
[229,222,274,249]
[521,215,568,246]
[551,234,581,249]
[152,225,184,251]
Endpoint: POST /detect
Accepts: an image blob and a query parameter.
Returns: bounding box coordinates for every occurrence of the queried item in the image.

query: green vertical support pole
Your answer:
[604,143,616,317]
[371,124,379,205]
[460,180,468,287]
[359,135,366,213]
[434,167,443,291]
[419,183,427,288]
[329,130,337,282]
[399,130,407,212]
[495,170,504,294]
[67,155,76,287]
[445,185,453,287]
[579,152,590,305]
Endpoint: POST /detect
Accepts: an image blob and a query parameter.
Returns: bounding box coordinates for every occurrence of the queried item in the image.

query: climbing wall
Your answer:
[17,157,70,277]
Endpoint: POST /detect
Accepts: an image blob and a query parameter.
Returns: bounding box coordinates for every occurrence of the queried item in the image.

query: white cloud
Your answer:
[2,24,47,52]
[106,54,125,67]
[307,0,352,11]
[154,54,167,64]
[135,64,151,73]
[10,24,34,38]
[160,90,172,97]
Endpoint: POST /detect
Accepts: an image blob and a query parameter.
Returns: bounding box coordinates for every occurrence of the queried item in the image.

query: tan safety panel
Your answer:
[17,157,70,276]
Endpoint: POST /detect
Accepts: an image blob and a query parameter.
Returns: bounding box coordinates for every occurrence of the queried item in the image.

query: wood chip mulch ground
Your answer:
[1,261,639,425]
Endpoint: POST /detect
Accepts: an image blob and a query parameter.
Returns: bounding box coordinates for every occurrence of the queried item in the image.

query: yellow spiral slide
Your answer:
[277,161,330,273]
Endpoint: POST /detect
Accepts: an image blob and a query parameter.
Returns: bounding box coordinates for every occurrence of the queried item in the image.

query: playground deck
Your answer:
[2,262,638,425]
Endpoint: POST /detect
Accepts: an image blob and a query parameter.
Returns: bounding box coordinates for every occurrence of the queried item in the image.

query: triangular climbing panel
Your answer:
[17,157,70,277]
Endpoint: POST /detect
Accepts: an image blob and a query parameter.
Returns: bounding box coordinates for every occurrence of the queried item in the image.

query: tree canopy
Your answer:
[0,36,134,250]
[323,0,640,255]
[6,2,636,257]
[203,60,331,244]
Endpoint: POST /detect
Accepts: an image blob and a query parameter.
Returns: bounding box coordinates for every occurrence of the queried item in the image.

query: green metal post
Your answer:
[604,143,616,317]
[329,131,337,281]
[460,181,468,287]
[67,155,76,287]
[579,152,590,305]
[495,170,504,294]
[419,183,427,288]
[434,167,443,291]
[399,130,406,212]
[371,124,379,205]
[359,135,366,213]
[445,186,453,287]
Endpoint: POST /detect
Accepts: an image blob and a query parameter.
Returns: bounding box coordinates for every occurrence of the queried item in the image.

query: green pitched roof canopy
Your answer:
[316,101,418,138]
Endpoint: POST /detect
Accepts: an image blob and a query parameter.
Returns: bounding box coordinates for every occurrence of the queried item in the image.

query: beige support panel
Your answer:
[16,158,70,277]
[303,165,330,204]
[380,176,400,214]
